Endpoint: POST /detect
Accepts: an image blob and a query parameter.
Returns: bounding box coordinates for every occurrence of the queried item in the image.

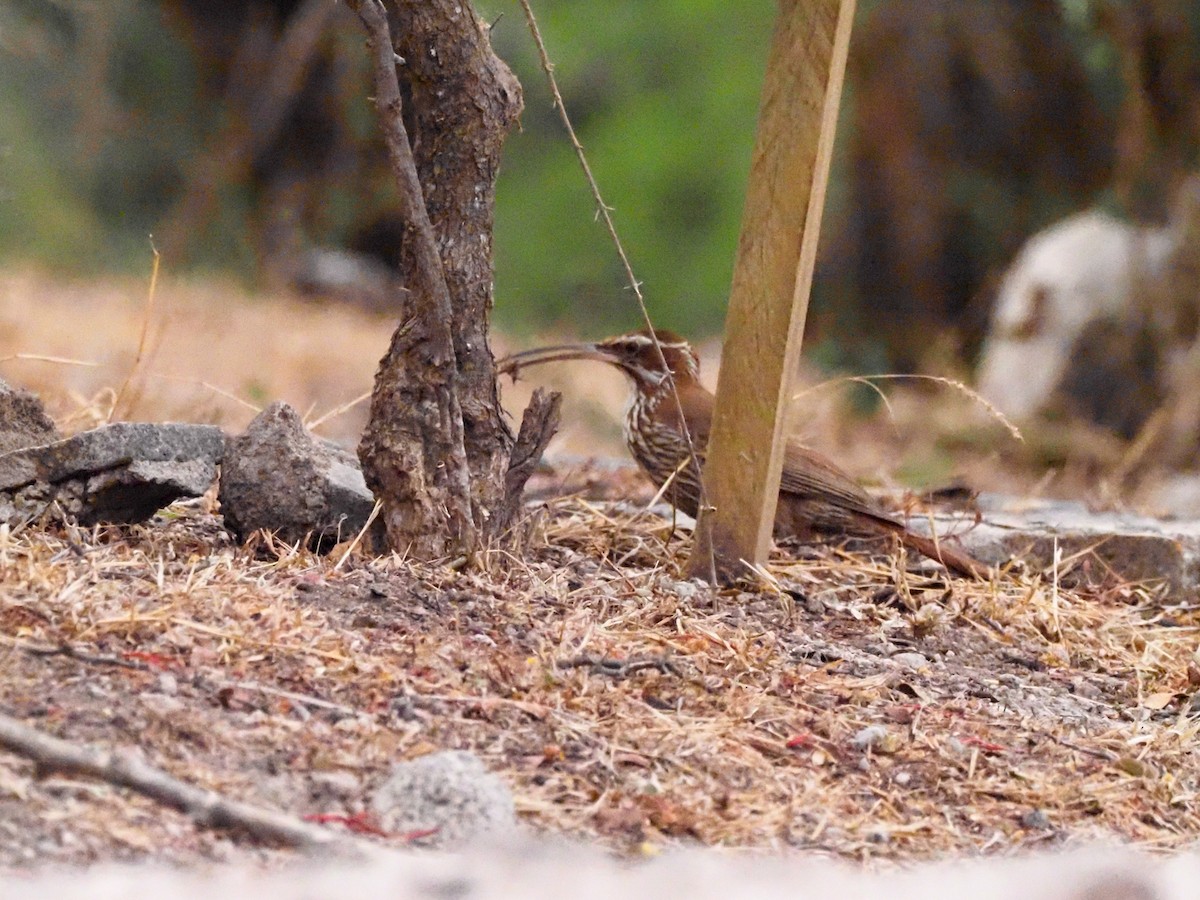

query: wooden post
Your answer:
[686,0,856,583]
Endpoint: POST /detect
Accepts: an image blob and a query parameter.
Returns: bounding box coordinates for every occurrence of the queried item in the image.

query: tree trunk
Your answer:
[353,0,558,559]
[388,1,524,539]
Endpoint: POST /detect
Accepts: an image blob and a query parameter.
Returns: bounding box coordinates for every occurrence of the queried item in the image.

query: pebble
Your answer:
[371,750,516,849]
[663,578,701,600]
[309,770,363,802]
[141,693,185,715]
[892,652,930,670]
[853,725,889,749]
[1021,808,1051,830]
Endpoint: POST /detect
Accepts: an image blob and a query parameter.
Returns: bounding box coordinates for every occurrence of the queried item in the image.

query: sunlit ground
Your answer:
[0,266,1146,510]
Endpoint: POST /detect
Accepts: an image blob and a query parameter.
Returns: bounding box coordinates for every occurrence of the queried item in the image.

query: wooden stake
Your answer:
[686,0,856,583]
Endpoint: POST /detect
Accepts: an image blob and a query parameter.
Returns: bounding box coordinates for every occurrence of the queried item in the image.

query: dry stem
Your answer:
[0,712,369,854]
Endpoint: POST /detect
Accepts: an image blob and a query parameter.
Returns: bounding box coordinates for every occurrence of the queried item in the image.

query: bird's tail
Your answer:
[895,528,991,580]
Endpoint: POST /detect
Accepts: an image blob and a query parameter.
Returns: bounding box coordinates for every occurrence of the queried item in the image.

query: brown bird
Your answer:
[500,328,989,579]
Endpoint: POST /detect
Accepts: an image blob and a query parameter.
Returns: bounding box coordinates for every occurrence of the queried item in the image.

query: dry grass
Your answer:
[0,267,386,443]
[2,268,1199,868]
[2,493,1198,868]
[0,266,644,459]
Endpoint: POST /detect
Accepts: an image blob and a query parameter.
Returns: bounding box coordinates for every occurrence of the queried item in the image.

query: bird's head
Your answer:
[499,328,701,392]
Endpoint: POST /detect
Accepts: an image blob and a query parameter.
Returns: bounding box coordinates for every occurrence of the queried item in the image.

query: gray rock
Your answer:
[911,494,1200,599]
[1021,808,1052,830]
[0,423,223,525]
[0,422,223,491]
[219,402,379,550]
[308,770,363,805]
[0,378,59,454]
[370,750,515,849]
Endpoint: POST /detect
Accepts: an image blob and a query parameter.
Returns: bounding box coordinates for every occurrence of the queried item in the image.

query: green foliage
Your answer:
[468,0,773,336]
[0,1,212,271]
[0,84,101,268]
[1,0,1193,361]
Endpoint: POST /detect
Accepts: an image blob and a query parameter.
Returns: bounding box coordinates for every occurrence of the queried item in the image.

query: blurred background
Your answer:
[1,0,1199,508]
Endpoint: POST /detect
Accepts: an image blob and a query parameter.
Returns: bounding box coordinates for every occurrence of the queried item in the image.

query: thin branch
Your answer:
[411,693,552,719]
[501,387,562,521]
[0,353,103,368]
[0,634,147,670]
[348,0,456,339]
[0,712,370,854]
[333,499,383,571]
[217,680,362,717]
[307,389,374,431]
[794,373,1025,444]
[516,0,707,562]
[146,372,262,413]
[558,654,684,679]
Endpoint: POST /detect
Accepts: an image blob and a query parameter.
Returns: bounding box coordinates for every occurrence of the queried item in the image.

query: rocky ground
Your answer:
[3,476,1199,868]
[2,269,1200,872]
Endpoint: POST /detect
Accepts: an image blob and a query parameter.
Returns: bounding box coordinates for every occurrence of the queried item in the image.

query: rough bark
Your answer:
[351,0,557,558]
[387,1,526,537]
[350,0,477,558]
[501,388,562,523]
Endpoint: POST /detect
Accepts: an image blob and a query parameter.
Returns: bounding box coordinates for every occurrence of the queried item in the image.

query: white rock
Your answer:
[977,211,1173,420]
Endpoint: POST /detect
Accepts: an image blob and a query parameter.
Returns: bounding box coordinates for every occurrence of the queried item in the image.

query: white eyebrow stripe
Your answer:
[602,334,693,358]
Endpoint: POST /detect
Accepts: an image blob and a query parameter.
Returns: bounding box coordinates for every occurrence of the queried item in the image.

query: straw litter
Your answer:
[2,474,1199,868]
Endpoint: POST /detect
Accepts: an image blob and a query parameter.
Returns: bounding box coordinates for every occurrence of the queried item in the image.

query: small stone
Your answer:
[664,579,700,600]
[945,736,968,757]
[141,693,185,715]
[852,725,889,749]
[309,770,363,804]
[1044,644,1071,668]
[1021,808,1051,830]
[370,750,515,849]
[156,672,179,696]
[219,402,382,551]
[892,651,930,670]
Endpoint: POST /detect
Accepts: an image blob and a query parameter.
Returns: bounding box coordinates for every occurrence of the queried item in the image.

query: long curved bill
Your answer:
[496,343,615,379]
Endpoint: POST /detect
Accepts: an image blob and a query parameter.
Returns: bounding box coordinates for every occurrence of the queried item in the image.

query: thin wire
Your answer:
[516,0,713,574]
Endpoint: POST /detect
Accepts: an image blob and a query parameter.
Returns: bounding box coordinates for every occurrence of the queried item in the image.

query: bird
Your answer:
[499,327,989,579]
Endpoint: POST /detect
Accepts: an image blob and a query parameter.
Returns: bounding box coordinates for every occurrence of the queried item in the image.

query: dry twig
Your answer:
[0,713,371,854]
[516,0,705,538]
[559,654,684,680]
[1,634,147,671]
